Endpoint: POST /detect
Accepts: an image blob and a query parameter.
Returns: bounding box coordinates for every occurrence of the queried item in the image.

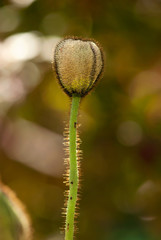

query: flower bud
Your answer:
[53,37,104,97]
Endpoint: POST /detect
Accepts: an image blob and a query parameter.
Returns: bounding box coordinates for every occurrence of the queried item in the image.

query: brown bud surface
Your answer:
[53,37,104,97]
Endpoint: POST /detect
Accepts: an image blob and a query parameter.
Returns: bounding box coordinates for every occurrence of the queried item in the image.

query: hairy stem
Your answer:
[65,95,81,240]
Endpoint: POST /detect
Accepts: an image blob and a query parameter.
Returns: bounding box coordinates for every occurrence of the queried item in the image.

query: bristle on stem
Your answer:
[63,95,81,240]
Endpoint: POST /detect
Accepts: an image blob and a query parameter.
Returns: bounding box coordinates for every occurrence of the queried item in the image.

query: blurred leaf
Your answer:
[0,182,31,240]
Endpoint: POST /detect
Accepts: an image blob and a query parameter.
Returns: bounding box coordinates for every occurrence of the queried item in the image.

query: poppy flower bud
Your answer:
[53,37,104,97]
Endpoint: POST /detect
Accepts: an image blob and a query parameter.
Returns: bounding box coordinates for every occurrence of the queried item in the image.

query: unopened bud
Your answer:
[53,37,104,97]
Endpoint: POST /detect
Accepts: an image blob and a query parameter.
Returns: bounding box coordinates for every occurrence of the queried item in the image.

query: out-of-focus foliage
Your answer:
[1,0,161,239]
[0,182,31,240]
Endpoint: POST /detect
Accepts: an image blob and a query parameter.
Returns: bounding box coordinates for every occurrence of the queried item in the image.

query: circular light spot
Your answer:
[3,32,42,62]
[0,6,20,33]
[117,121,143,146]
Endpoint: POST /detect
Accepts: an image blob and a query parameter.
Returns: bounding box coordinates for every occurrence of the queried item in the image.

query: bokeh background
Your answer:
[1,0,161,239]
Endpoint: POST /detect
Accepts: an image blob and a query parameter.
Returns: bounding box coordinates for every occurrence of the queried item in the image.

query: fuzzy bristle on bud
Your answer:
[53,37,104,97]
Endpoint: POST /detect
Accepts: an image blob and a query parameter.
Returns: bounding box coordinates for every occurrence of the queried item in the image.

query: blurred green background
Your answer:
[1,0,161,239]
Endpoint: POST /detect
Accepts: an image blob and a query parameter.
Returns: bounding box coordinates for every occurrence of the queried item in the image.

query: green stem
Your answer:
[65,95,81,240]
